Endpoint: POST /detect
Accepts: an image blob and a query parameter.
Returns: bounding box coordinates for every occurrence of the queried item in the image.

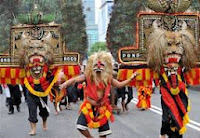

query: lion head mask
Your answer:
[19,32,54,79]
[85,51,114,85]
[147,21,197,72]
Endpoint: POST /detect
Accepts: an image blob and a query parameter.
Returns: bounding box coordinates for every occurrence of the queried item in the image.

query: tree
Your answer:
[88,42,108,56]
[106,0,145,60]
[191,0,200,11]
[59,0,88,61]
[0,0,88,62]
[107,0,199,60]
[0,0,21,53]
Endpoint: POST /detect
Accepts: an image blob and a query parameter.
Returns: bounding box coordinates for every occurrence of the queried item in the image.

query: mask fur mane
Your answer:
[19,34,54,68]
[147,22,197,72]
[85,51,113,86]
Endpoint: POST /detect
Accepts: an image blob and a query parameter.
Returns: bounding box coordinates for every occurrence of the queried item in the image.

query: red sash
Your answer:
[85,78,111,103]
[160,69,189,134]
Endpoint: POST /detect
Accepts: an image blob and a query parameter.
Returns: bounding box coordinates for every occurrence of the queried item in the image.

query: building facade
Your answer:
[95,0,114,42]
[82,0,98,50]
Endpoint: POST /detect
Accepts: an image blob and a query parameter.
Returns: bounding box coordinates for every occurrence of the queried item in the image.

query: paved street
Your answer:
[0,87,200,138]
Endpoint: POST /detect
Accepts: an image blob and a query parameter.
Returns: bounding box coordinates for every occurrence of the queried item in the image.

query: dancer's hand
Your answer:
[131,71,140,80]
[59,83,66,90]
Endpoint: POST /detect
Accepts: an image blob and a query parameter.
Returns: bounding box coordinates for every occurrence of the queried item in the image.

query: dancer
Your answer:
[116,86,133,112]
[147,20,197,137]
[136,86,152,110]
[7,84,22,114]
[60,51,139,138]
[124,86,134,111]
[50,86,67,114]
[20,34,58,136]
[50,70,68,114]
[110,65,121,113]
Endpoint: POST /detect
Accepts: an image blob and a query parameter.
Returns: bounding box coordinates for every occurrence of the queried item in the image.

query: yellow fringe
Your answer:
[24,68,61,97]
[183,114,190,125]
[185,89,189,95]
[81,102,112,129]
[179,114,189,135]
[105,110,111,119]
[187,100,191,112]
[88,122,100,128]
[86,103,92,109]
[179,126,186,135]
[89,112,94,119]
[140,100,147,109]
[82,107,88,114]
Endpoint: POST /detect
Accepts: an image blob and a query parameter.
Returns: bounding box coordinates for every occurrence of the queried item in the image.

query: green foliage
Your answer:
[0,0,20,53]
[59,0,88,61]
[191,0,200,11]
[107,0,199,60]
[0,0,87,62]
[18,0,62,23]
[106,0,146,60]
[88,42,108,56]
[17,13,55,25]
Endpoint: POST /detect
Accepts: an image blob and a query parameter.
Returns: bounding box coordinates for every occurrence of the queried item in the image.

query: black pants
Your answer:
[160,98,182,138]
[77,112,112,136]
[126,87,133,104]
[7,98,14,112]
[27,93,49,123]
[117,87,133,104]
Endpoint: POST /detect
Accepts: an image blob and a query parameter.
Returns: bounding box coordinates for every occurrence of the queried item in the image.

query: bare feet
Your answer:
[121,102,126,112]
[78,129,93,138]
[67,104,73,110]
[160,135,165,138]
[112,105,119,110]
[59,106,62,111]
[29,122,36,136]
[43,121,47,131]
[29,131,36,136]
[55,111,59,115]
[125,104,129,111]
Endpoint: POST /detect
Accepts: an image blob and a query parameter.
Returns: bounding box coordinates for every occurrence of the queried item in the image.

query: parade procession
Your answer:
[0,0,199,138]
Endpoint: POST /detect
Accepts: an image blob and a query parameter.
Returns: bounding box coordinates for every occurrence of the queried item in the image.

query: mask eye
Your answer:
[100,63,104,67]
[28,46,33,50]
[167,42,171,46]
[176,42,181,47]
[38,46,45,50]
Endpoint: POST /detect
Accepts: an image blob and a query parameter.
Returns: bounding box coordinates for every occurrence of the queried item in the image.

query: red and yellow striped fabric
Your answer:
[0,67,25,84]
[118,67,200,87]
[117,68,159,87]
[63,65,81,79]
[184,68,200,85]
[0,65,81,85]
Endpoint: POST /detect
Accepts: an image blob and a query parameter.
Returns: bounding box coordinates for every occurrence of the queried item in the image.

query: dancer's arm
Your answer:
[112,72,139,88]
[59,74,85,90]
